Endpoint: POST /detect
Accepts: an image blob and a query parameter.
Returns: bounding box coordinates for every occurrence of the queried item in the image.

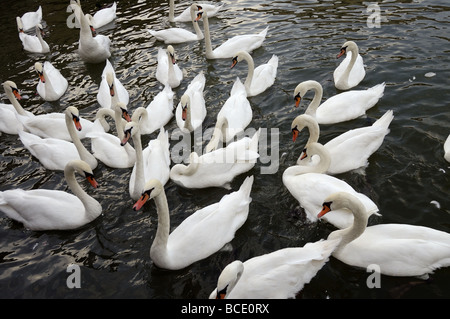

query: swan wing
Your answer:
[212,27,268,59]
[0,189,85,231]
[92,2,117,28]
[147,28,198,44]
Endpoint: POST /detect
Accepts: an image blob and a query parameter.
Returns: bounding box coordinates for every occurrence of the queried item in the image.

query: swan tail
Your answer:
[230,77,246,96]
[238,175,254,200]
[373,109,394,130]
[369,82,386,97]
[258,27,269,38]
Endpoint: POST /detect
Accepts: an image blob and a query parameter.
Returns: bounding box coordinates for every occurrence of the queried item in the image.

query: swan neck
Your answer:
[169,0,175,22]
[343,47,358,84]
[191,7,203,39]
[66,113,89,159]
[132,131,144,198]
[333,199,368,250]
[202,14,213,58]
[183,102,194,131]
[114,106,125,140]
[6,87,27,116]
[242,53,255,90]
[152,189,171,250]
[304,82,323,117]
[64,163,98,221]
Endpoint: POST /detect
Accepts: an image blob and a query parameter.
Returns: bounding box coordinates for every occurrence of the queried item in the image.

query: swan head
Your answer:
[210,261,244,299]
[2,81,21,100]
[337,41,358,59]
[85,14,97,36]
[318,192,366,220]
[116,101,132,122]
[293,80,320,108]
[65,106,82,131]
[166,45,176,64]
[132,179,164,211]
[68,159,99,188]
[106,72,115,96]
[36,23,45,36]
[34,62,45,83]
[180,94,190,121]
[230,51,248,69]
[291,114,316,142]
[16,17,24,32]
[120,121,137,146]
[195,9,206,22]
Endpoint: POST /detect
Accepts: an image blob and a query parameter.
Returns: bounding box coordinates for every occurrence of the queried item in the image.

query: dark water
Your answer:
[0,0,449,300]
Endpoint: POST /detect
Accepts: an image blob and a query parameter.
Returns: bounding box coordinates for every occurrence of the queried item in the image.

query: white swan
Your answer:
[85,2,117,29]
[282,142,379,229]
[0,159,102,231]
[0,81,34,135]
[17,6,42,31]
[155,45,183,88]
[120,108,170,200]
[132,176,254,270]
[97,61,129,109]
[208,238,340,299]
[170,129,260,189]
[17,21,50,54]
[199,10,268,59]
[147,4,204,44]
[291,110,394,174]
[175,71,206,133]
[86,102,136,169]
[70,3,111,63]
[18,106,98,171]
[231,51,278,97]
[333,41,366,90]
[294,80,385,124]
[139,84,174,135]
[169,0,222,22]
[205,78,252,153]
[34,61,68,102]
[318,192,450,279]
[444,134,450,163]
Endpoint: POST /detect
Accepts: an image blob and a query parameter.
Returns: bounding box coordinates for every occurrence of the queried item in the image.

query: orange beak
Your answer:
[231,57,238,69]
[109,85,115,97]
[317,203,331,218]
[86,175,99,188]
[120,130,131,146]
[292,128,299,142]
[90,25,97,36]
[182,106,187,121]
[133,192,150,211]
[300,149,308,160]
[195,11,203,21]
[336,48,346,59]
[13,89,21,100]
[217,293,226,299]
[73,117,82,131]
[294,95,301,108]
[38,72,45,83]
[122,109,131,122]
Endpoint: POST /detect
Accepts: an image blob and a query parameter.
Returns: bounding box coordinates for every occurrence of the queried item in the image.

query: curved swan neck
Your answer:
[64,162,98,221]
[206,116,228,151]
[65,110,91,161]
[152,188,171,250]
[329,194,368,250]
[95,108,114,132]
[242,53,255,91]
[342,45,358,85]
[293,115,320,145]
[302,143,331,173]
[303,81,323,117]
[4,84,27,116]
[71,4,91,38]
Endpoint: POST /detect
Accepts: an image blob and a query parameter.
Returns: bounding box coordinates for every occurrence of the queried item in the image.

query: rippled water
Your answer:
[0,0,449,299]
